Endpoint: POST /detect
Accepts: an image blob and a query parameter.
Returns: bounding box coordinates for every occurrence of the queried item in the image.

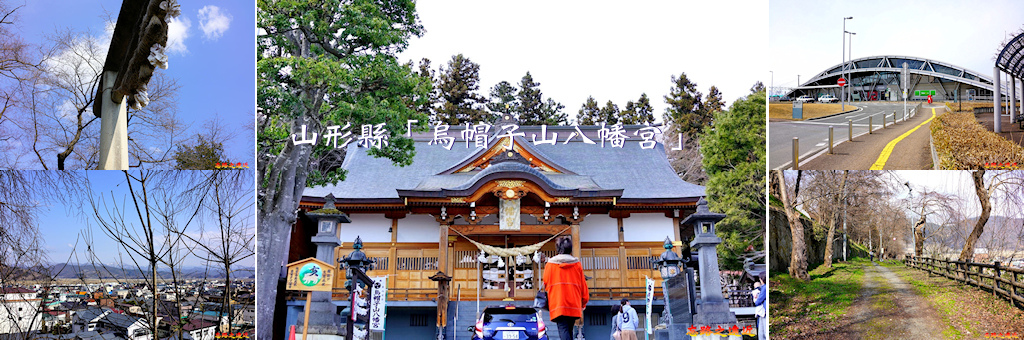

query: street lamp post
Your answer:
[846,31,856,102]
[770,70,774,101]
[842,16,853,110]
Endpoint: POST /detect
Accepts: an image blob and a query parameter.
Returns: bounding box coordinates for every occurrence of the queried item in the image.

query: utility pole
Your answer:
[842,16,853,110]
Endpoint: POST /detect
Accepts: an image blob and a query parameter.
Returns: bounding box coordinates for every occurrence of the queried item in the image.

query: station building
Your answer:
[788,55,997,102]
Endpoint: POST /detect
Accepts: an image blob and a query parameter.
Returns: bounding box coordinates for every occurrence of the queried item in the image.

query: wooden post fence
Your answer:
[903,256,1024,308]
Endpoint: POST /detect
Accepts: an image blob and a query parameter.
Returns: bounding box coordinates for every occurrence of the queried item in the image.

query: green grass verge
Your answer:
[770,259,867,337]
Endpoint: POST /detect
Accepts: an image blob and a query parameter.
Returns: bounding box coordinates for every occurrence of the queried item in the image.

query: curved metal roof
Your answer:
[997,31,1024,79]
[800,55,995,90]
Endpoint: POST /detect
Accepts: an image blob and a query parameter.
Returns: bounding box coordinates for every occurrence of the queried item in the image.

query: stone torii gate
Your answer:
[94,0,179,169]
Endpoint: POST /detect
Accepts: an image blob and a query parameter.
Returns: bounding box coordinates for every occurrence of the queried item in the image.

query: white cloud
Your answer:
[198,5,232,41]
[167,16,191,54]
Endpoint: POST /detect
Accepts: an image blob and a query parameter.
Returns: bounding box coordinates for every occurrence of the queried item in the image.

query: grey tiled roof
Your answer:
[305,126,704,200]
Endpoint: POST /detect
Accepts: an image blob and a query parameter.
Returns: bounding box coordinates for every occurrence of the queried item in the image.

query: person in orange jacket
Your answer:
[543,236,589,340]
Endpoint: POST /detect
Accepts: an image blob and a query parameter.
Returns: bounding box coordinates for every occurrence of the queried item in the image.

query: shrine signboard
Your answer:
[286,258,335,292]
[286,258,336,340]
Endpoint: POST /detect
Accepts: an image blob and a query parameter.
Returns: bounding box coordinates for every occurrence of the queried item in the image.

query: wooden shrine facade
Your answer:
[287,127,707,303]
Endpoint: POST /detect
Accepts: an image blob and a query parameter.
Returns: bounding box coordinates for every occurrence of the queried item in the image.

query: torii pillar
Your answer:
[96,0,178,169]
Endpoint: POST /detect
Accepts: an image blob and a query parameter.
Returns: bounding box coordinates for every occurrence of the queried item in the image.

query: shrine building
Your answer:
[280,122,730,339]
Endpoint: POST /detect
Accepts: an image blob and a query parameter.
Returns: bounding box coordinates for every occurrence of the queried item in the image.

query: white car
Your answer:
[795,95,814,103]
[818,94,838,103]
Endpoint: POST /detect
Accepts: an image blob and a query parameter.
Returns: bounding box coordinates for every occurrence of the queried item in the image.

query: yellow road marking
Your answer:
[869,108,936,170]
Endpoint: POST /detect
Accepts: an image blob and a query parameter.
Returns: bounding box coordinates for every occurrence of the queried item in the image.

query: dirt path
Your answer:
[839,262,945,339]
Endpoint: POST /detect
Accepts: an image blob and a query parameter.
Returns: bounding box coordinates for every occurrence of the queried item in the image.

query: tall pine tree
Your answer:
[704,86,725,116]
[619,100,639,124]
[540,98,568,125]
[486,81,517,122]
[636,93,655,124]
[664,72,706,138]
[436,54,487,124]
[599,100,620,125]
[515,71,566,125]
[577,96,601,125]
[417,58,438,119]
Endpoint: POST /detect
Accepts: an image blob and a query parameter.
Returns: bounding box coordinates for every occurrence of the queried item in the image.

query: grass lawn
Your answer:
[769,259,867,338]
[769,103,858,121]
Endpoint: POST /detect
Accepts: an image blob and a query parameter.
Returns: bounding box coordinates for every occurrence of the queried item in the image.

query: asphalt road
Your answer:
[769,101,919,169]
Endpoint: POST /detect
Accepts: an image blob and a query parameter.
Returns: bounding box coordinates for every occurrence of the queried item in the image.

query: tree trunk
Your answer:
[913,213,926,257]
[776,170,809,280]
[824,171,848,268]
[256,137,311,340]
[959,170,991,262]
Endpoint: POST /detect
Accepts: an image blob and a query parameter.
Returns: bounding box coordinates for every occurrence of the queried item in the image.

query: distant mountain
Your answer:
[45,263,255,280]
[924,215,1024,251]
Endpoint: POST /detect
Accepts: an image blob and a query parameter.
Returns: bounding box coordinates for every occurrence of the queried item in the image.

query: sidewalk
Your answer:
[799,105,941,170]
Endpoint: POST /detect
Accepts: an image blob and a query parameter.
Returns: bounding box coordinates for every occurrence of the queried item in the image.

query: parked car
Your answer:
[795,95,814,103]
[471,304,547,340]
[818,94,838,103]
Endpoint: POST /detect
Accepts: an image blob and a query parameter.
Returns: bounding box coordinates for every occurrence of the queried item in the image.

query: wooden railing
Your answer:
[588,286,662,300]
[904,256,1024,307]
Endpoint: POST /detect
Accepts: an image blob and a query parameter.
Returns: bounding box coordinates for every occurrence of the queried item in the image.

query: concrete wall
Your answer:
[623,213,674,242]
[580,214,618,242]
[343,214,391,243]
[397,214,440,243]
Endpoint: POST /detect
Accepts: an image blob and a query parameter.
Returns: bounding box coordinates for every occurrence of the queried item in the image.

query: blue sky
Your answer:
[15,0,254,165]
[39,171,255,269]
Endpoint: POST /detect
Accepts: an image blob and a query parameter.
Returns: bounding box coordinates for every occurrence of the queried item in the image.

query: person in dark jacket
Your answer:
[610,304,622,340]
[542,236,588,340]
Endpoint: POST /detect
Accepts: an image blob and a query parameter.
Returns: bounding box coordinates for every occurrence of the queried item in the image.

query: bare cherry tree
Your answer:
[178,171,255,331]
[87,171,216,339]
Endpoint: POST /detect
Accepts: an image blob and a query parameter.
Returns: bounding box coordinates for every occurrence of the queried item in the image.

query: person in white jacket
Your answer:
[617,298,639,340]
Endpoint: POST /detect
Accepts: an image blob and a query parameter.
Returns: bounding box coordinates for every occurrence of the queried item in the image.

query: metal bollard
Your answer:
[792,137,799,170]
[848,119,853,142]
[829,126,834,154]
[883,114,887,128]
[869,116,873,134]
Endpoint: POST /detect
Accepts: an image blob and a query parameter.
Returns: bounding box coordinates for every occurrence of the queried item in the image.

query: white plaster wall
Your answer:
[623,213,674,242]
[341,214,392,243]
[579,214,618,242]
[397,214,440,243]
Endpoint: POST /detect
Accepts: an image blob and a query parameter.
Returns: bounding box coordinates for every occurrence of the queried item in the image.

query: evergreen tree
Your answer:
[515,71,566,125]
[750,81,766,94]
[619,100,639,124]
[516,72,544,124]
[486,81,517,122]
[257,1,429,336]
[417,58,438,120]
[635,93,655,125]
[173,135,230,170]
[704,86,725,116]
[539,98,568,125]
[436,54,487,125]
[599,100,620,125]
[577,96,601,125]
[663,72,706,138]
[700,89,766,270]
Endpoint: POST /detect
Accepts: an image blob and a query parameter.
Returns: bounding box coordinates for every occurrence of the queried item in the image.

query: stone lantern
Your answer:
[306,194,351,263]
[302,194,352,336]
[680,198,736,326]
